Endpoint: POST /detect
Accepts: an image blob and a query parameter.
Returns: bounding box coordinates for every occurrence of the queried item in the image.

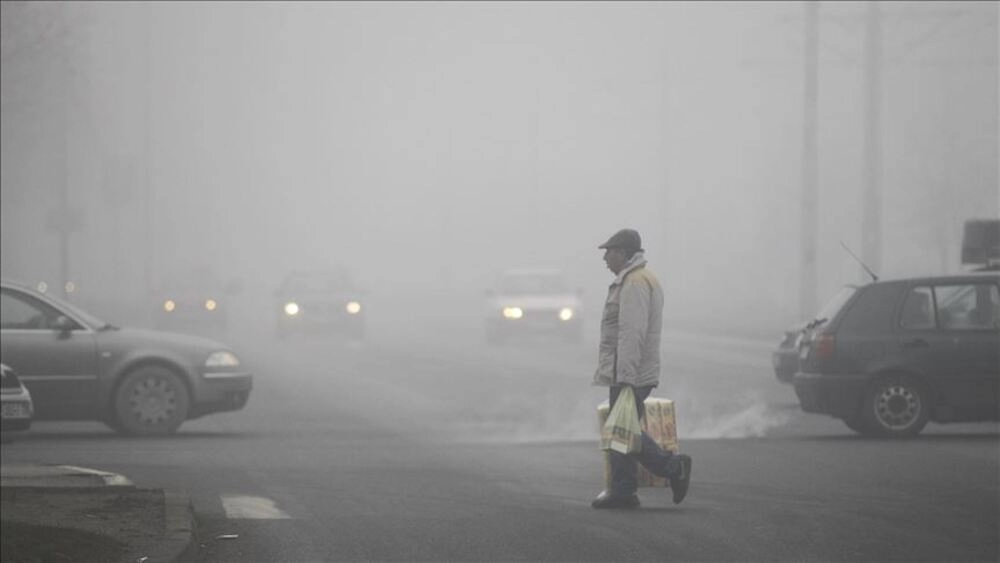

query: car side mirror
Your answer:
[52,315,75,334]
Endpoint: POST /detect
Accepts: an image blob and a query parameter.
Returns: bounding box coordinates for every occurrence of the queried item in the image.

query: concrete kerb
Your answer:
[0,464,196,563]
[145,491,197,563]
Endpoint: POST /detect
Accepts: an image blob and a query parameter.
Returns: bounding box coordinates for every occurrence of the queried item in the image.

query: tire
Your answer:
[859,376,930,438]
[113,366,190,436]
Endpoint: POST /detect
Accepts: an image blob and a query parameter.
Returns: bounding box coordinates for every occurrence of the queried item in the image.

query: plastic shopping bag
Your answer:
[599,386,642,454]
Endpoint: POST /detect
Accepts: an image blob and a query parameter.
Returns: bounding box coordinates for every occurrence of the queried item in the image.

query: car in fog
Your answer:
[772,287,858,383]
[0,280,252,435]
[1,363,34,435]
[151,268,243,335]
[484,268,584,344]
[793,272,999,437]
[772,322,807,384]
[275,269,365,339]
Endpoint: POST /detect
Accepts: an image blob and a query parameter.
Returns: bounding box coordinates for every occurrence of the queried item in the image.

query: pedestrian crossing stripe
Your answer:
[220,495,292,519]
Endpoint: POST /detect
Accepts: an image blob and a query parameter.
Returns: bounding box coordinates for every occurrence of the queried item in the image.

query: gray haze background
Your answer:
[2,1,998,335]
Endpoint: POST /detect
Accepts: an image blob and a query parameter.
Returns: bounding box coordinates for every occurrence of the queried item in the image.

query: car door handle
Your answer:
[902,338,929,349]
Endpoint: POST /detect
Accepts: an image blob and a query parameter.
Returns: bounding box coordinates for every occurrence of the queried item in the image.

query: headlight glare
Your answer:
[559,307,574,321]
[502,307,523,320]
[205,351,240,368]
[163,300,176,312]
[205,299,217,311]
[284,302,300,316]
[346,301,362,315]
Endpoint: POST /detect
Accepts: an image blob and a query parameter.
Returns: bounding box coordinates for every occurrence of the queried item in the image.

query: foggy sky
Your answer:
[2,1,997,332]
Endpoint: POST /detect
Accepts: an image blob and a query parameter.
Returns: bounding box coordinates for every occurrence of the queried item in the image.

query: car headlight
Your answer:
[502,307,523,319]
[163,299,176,312]
[346,301,362,315]
[559,307,574,321]
[285,302,300,316]
[205,351,240,368]
[205,299,218,311]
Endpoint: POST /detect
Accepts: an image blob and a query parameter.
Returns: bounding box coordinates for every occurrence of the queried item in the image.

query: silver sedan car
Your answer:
[0,280,253,435]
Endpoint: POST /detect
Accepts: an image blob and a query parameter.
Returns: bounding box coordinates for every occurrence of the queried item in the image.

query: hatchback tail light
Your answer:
[814,332,836,361]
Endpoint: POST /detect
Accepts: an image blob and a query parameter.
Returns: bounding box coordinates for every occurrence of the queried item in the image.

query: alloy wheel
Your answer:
[873,384,922,430]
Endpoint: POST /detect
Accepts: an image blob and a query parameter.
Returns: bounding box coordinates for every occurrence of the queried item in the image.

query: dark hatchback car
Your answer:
[1,280,252,435]
[794,272,999,437]
[274,269,365,339]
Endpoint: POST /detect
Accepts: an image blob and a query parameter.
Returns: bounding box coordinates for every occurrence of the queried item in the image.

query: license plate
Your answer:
[1,402,30,419]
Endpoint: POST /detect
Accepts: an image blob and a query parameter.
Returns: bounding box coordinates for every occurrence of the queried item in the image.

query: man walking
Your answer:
[591,228,692,509]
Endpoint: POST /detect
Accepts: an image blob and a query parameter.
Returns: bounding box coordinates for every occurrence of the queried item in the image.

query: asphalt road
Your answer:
[2,306,998,562]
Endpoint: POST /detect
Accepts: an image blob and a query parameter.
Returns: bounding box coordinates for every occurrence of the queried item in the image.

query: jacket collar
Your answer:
[612,251,647,286]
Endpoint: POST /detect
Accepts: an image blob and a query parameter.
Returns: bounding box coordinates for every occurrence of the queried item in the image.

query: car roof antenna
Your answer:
[839,241,878,282]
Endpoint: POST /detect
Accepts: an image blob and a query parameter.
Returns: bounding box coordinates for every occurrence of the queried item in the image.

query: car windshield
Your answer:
[497,273,570,295]
[284,272,354,293]
[814,286,857,325]
[41,291,110,330]
[159,269,223,292]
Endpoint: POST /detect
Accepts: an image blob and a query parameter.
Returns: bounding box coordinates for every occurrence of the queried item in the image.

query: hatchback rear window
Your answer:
[814,286,857,325]
[837,283,900,334]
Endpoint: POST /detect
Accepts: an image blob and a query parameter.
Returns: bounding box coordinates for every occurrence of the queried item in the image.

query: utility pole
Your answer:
[751,2,982,315]
[55,20,72,298]
[800,1,819,318]
[143,4,154,301]
[861,1,883,273]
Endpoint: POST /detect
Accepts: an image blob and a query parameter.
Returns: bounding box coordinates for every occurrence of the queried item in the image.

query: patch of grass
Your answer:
[1,520,126,563]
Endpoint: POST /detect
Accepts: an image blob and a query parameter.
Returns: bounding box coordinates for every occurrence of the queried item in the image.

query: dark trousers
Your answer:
[607,385,680,497]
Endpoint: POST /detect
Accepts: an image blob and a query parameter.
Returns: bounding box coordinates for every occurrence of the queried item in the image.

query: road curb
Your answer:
[142,491,196,563]
[56,465,135,486]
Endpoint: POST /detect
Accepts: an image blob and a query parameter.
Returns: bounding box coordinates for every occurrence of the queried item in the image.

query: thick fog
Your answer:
[2,1,997,334]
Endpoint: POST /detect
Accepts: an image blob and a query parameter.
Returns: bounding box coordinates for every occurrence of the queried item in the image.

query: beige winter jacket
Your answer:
[592,252,663,388]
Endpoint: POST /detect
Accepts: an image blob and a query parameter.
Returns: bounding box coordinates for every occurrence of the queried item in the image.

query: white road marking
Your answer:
[220,495,293,519]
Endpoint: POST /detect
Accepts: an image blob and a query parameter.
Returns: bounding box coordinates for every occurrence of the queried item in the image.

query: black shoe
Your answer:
[670,455,692,505]
[591,492,640,509]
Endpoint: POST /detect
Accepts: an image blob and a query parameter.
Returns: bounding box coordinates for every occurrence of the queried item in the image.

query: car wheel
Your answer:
[860,376,930,438]
[113,366,190,436]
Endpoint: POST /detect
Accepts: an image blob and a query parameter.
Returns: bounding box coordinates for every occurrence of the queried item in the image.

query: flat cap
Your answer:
[598,228,643,251]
